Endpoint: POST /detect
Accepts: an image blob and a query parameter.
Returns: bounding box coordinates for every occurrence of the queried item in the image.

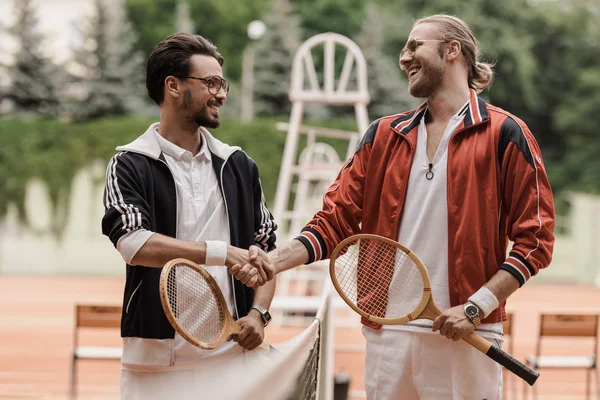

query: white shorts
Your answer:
[363,327,503,400]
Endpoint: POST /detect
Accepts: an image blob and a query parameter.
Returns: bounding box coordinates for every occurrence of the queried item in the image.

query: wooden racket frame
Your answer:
[330,234,435,325]
[330,233,539,386]
[159,258,241,350]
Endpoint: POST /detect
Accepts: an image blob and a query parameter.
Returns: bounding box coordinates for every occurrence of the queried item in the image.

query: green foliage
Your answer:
[1,0,65,116]
[125,0,178,62]
[0,116,292,237]
[188,0,272,80]
[125,0,271,81]
[69,0,147,121]
[292,0,366,40]
[356,4,419,118]
[253,0,302,117]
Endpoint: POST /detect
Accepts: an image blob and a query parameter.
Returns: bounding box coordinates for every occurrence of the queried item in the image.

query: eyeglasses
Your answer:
[180,75,230,95]
[399,38,449,59]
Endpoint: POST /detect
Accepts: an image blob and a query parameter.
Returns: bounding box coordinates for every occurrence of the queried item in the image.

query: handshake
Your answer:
[225,244,276,288]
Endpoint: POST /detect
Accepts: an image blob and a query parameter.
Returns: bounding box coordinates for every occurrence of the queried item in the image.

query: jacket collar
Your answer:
[116,122,240,161]
[390,89,490,135]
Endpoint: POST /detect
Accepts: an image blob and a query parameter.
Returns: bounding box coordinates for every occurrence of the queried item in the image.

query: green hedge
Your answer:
[0,116,357,233]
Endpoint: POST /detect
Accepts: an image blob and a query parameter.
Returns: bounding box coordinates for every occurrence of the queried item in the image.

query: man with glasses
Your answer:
[101,33,277,399]
[241,14,555,399]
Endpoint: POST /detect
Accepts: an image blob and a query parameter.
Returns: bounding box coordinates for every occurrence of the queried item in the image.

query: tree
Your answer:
[356,4,419,118]
[126,0,271,81]
[547,2,600,193]
[0,0,65,116]
[292,0,367,40]
[69,0,146,121]
[253,0,302,117]
[175,0,194,34]
[126,0,178,58]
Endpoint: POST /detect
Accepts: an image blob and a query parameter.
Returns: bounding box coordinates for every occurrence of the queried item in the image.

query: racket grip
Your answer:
[463,333,539,386]
[486,345,539,386]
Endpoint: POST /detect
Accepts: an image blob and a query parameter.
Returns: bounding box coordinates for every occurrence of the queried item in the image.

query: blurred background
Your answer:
[0,0,599,399]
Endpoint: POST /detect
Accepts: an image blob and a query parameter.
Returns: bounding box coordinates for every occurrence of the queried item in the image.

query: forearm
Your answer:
[130,233,207,268]
[247,279,276,322]
[271,239,310,275]
[468,269,520,319]
[483,269,520,304]
[252,279,276,310]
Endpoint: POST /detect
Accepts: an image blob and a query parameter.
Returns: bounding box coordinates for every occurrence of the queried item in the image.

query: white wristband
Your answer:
[468,287,499,319]
[205,241,227,266]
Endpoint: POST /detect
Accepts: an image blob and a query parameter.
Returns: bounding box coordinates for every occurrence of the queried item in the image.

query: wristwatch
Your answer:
[251,305,272,327]
[463,302,481,327]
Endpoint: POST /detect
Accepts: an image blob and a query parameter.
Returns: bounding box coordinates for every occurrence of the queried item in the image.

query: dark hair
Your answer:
[146,33,224,105]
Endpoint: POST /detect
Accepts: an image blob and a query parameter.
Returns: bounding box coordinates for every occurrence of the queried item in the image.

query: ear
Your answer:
[164,76,181,100]
[446,40,462,61]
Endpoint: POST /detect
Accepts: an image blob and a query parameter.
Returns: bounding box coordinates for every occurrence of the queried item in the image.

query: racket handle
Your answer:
[463,333,539,386]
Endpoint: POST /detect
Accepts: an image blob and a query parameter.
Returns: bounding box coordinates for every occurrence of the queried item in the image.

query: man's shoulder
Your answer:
[486,104,529,130]
[360,109,417,141]
[108,150,156,174]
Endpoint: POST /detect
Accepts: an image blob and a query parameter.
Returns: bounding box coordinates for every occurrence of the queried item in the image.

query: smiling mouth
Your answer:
[408,67,421,79]
[208,103,221,113]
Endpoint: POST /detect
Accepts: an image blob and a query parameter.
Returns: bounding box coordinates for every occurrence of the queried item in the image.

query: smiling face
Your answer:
[178,54,227,129]
[399,22,448,99]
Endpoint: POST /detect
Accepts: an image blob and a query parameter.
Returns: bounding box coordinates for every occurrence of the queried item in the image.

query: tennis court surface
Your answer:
[0,275,598,400]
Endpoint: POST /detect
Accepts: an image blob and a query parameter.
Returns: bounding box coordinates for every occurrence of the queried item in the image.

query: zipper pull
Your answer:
[426,163,434,180]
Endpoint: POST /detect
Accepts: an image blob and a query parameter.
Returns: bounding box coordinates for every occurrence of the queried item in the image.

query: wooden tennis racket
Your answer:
[330,234,539,386]
[159,258,273,353]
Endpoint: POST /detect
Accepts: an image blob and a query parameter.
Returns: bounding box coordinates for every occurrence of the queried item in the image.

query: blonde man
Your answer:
[241,14,555,399]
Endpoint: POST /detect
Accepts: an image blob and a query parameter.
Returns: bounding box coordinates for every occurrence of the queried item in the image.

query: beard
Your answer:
[408,59,445,98]
[181,89,221,129]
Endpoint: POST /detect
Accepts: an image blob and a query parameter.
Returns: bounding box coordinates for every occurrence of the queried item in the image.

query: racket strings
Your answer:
[334,238,425,319]
[166,265,225,344]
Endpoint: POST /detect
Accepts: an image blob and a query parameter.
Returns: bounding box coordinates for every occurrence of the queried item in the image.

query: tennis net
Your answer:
[203,282,334,400]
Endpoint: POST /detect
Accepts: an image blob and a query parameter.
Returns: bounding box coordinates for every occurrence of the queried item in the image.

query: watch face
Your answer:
[465,305,478,318]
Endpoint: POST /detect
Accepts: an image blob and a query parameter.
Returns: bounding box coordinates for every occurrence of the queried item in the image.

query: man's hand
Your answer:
[225,245,262,288]
[230,312,265,350]
[229,245,273,287]
[431,304,476,341]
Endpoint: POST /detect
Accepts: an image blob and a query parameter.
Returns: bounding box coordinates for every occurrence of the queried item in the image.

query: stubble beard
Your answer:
[181,89,221,129]
[408,60,445,99]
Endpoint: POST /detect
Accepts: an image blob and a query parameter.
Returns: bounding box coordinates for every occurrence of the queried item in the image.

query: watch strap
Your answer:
[251,305,270,326]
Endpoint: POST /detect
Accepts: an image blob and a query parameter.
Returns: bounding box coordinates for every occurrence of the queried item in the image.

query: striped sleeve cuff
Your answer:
[295,228,327,264]
[499,252,536,287]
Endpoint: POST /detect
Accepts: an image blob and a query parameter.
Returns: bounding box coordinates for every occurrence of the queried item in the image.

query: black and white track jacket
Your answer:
[101,123,277,368]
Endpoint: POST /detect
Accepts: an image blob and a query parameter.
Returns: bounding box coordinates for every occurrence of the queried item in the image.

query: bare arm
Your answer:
[432,270,520,340]
[250,278,277,314]
[271,239,310,276]
[130,234,258,286]
[229,239,309,284]
[482,269,520,304]
[130,233,207,268]
[234,271,277,350]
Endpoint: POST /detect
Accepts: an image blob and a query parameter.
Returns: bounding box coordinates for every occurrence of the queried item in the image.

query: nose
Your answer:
[399,51,411,71]
[215,86,227,101]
